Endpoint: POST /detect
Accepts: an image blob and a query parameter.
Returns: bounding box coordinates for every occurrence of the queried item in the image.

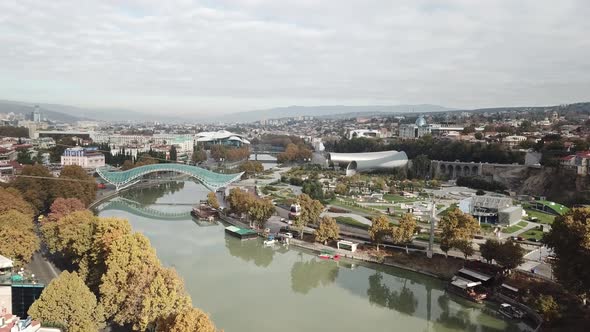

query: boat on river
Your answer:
[446,276,488,303]
[498,303,525,319]
[191,203,218,220]
[318,249,340,261]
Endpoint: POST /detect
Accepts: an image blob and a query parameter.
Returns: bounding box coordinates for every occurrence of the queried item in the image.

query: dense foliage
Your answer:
[327,136,524,164]
[0,125,28,137]
[456,176,507,192]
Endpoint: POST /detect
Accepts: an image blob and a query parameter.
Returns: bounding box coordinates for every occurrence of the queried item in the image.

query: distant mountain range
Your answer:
[1,99,588,124]
[215,104,453,123]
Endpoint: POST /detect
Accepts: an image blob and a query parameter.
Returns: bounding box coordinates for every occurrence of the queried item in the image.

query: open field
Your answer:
[524,208,555,225]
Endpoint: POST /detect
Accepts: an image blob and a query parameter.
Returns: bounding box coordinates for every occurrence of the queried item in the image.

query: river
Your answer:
[96,181,533,332]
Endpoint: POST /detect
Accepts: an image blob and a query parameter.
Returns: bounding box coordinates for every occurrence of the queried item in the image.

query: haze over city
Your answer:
[1,0,589,115]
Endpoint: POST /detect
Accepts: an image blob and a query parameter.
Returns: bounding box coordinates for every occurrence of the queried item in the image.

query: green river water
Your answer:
[96,181,533,332]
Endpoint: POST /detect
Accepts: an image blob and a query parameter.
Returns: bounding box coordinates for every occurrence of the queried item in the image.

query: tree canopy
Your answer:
[315,216,340,244]
[391,213,417,245]
[295,194,324,239]
[47,197,86,223]
[0,210,39,265]
[28,271,103,332]
[439,208,480,257]
[207,192,220,209]
[157,307,218,332]
[248,198,275,229]
[52,165,97,206]
[369,215,391,251]
[543,208,590,299]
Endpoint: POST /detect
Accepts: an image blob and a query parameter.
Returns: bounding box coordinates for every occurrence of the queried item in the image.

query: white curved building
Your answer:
[328,150,408,176]
[195,130,250,147]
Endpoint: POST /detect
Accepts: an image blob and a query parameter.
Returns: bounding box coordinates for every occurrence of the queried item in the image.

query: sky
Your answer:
[0,0,589,115]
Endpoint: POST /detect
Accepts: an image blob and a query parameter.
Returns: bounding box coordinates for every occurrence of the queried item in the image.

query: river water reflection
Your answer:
[96,181,532,332]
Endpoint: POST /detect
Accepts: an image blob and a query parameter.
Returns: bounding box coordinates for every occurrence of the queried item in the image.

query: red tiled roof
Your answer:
[560,155,575,161]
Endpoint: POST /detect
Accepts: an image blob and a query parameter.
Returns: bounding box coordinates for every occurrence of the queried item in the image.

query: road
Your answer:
[26,251,61,285]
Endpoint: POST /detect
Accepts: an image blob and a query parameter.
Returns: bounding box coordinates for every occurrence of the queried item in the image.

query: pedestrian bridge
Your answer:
[97,197,192,220]
[97,163,243,191]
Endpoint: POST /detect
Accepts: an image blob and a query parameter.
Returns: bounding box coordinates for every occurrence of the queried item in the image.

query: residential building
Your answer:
[60,147,105,169]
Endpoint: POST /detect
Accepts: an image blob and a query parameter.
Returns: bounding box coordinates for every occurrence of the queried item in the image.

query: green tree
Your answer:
[534,294,561,323]
[192,145,207,164]
[544,208,590,301]
[11,164,54,212]
[17,149,34,165]
[46,197,86,223]
[369,215,391,251]
[28,271,103,332]
[479,239,501,264]
[454,239,475,259]
[301,180,324,200]
[0,210,39,265]
[207,192,220,209]
[315,216,340,245]
[170,145,178,161]
[157,307,218,332]
[295,194,324,239]
[248,198,275,229]
[495,240,525,270]
[439,208,480,257]
[411,154,431,179]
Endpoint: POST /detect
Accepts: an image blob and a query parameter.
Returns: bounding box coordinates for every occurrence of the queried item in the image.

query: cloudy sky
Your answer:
[1,0,589,115]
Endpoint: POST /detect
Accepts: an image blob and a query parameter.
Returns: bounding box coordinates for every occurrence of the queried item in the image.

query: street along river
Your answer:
[96,181,533,332]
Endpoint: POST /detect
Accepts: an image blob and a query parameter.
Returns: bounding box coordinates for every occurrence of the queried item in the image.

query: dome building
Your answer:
[399,116,432,139]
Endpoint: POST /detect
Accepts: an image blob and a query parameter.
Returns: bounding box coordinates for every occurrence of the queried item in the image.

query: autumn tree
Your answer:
[47,197,86,223]
[41,210,97,267]
[85,217,132,290]
[543,208,590,301]
[334,183,348,195]
[0,187,34,216]
[28,271,103,332]
[295,194,324,239]
[454,239,475,259]
[248,198,275,229]
[99,233,161,326]
[53,165,97,206]
[315,216,340,245]
[0,211,39,265]
[227,188,253,217]
[369,215,392,251]
[439,208,479,257]
[391,213,416,245]
[207,192,220,209]
[157,307,218,332]
[238,160,264,178]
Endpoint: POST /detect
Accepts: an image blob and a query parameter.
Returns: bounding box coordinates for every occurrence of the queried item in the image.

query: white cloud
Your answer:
[0,0,588,114]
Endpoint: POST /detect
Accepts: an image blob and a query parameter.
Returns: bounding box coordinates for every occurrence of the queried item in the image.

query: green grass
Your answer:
[503,221,528,234]
[328,199,379,215]
[335,217,369,230]
[383,194,418,203]
[524,208,556,225]
[439,203,459,217]
[518,228,545,241]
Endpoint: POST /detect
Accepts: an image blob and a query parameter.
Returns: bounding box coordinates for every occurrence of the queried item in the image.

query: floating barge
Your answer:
[224,226,258,240]
[191,203,218,220]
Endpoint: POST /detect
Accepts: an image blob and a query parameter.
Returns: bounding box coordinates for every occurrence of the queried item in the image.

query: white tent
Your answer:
[0,255,13,269]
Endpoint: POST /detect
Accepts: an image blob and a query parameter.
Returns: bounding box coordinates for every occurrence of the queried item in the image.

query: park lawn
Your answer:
[383,194,418,203]
[503,221,528,234]
[335,216,369,230]
[524,208,555,225]
[439,203,459,217]
[328,199,379,215]
[518,228,545,241]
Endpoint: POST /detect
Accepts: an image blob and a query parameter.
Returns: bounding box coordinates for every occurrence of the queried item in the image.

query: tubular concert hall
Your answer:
[328,150,408,176]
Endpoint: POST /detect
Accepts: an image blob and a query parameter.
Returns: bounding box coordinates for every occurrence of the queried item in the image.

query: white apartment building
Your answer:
[61,147,105,169]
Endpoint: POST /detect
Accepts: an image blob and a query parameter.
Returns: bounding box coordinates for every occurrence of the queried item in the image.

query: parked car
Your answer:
[283,232,293,239]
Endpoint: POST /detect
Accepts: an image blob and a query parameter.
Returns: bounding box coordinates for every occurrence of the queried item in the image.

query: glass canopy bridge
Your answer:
[96,164,244,191]
[97,197,192,221]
